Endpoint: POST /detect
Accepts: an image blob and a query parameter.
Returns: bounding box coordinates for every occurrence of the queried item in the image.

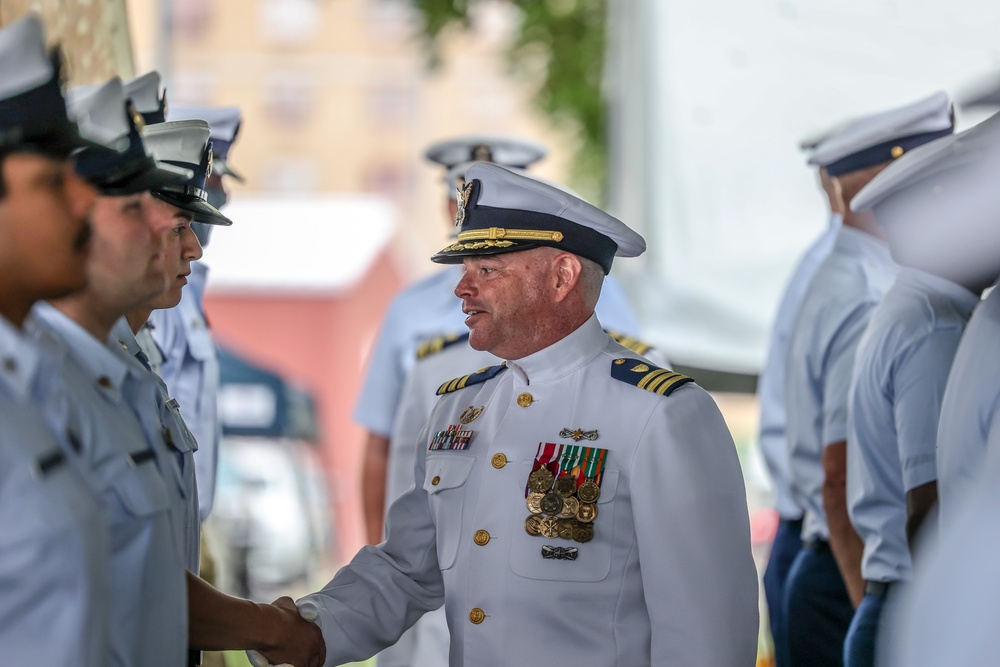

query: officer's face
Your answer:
[86,192,167,310]
[455,248,559,359]
[142,195,202,309]
[0,152,95,319]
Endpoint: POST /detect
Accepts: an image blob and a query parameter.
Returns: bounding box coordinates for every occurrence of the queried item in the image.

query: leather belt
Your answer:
[803,538,831,554]
[864,580,892,596]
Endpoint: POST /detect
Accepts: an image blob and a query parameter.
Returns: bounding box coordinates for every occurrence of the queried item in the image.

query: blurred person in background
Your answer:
[757,135,842,665]
[870,111,1000,667]
[933,122,1000,526]
[286,162,758,666]
[359,135,643,550]
[0,14,110,666]
[782,92,953,666]
[843,107,989,667]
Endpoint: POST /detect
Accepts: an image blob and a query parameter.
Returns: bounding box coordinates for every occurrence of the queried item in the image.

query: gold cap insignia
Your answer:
[206,149,214,179]
[471,144,493,162]
[127,101,146,131]
[455,180,474,227]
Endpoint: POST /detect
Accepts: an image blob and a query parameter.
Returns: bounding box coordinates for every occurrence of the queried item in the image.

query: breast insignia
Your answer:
[437,362,508,395]
[416,332,470,360]
[605,330,653,356]
[611,358,692,397]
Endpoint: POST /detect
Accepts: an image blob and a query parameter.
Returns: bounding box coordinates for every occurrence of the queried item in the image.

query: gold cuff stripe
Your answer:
[457,227,565,243]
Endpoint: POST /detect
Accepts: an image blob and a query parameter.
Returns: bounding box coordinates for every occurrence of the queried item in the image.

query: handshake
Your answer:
[244,597,325,667]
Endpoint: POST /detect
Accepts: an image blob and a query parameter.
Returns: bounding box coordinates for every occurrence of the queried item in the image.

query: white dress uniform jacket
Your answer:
[354,266,641,437]
[30,303,188,667]
[935,284,999,522]
[302,315,758,666]
[847,269,978,583]
[0,314,110,667]
[148,260,221,520]
[758,214,840,520]
[378,336,496,667]
[114,317,201,573]
[785,226,897,542]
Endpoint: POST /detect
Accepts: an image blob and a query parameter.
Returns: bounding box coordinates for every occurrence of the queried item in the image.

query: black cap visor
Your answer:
[151,188,233,226]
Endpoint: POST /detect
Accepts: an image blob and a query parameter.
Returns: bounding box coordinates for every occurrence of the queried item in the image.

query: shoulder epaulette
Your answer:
[437,363,508,395]
[416,332,470,360]
[605,330,653,356]
[610,358,692,397]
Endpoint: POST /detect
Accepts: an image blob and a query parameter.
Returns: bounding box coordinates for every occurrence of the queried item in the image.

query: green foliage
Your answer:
[412,0,608,201]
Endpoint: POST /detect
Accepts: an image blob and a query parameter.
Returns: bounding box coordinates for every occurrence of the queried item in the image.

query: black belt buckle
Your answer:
[804,538,830,554]
[864,580,891,596]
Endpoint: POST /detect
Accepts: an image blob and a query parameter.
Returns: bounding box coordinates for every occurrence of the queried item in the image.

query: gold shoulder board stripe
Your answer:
[610,358,692,397]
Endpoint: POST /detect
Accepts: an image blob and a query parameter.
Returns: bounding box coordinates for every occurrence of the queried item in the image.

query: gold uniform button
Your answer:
[469,608,485,624]
[491,453,507,469]
[2,358,16,373]
[517,392,533,407]
[473,529,491,546]
[431,475,441,486]
[890,145,905,158]
[97,376,113,389]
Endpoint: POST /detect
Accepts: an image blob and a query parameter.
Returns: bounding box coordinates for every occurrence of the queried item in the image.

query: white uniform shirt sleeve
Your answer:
[632,386,760,665]
[353,299,411,436]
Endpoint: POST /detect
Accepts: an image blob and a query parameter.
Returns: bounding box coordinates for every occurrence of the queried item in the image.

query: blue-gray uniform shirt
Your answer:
[113,317,201,573]
[302,315,759,666]
[147,260,220,521]
[0,314,111,667]
[758,214,841,520]
[847,269,978,583]
[30,302,188,667]
[353,265,641,436]
[936,284,999,523]
[785,226,897,542]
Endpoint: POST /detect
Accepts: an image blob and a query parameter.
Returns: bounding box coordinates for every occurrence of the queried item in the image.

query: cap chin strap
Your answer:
[155,183,208,202]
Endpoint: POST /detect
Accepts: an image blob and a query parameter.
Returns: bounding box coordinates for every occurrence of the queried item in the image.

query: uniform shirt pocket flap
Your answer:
[111,461,171,518]
[423,455,476,495]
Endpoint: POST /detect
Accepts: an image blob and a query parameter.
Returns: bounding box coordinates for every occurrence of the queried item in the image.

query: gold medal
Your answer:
[526,492,544,514]
[558,519,575,540]
[540,492,563,515]
[573,523,594,543]
[528,467,554,493]
[539,515,560,538]
[525,514,542,536]
[554,476,577,497]
[576,502,598,523]
[577,479,601,503]
[559,495,580,519]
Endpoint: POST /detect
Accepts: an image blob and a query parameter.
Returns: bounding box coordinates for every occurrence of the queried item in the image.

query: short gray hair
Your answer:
[578,255,605,308]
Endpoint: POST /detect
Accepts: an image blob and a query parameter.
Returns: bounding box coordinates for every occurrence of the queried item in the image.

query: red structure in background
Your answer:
[205,248,405,562]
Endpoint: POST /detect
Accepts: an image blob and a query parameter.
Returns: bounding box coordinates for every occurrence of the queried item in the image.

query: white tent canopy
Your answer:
[607,0,1000,373]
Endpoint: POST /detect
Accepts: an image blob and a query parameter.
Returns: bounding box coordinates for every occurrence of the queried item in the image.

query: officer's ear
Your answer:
[551,252,583,301]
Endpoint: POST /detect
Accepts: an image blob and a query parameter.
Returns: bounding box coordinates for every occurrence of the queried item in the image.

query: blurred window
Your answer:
[259,0,320,45]
[262,73,316,127]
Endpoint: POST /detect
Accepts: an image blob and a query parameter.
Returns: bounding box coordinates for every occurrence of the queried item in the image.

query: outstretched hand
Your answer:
[252,596,325,667]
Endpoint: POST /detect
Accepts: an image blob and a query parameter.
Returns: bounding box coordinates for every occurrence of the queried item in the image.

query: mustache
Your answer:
[73,221,92,251]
